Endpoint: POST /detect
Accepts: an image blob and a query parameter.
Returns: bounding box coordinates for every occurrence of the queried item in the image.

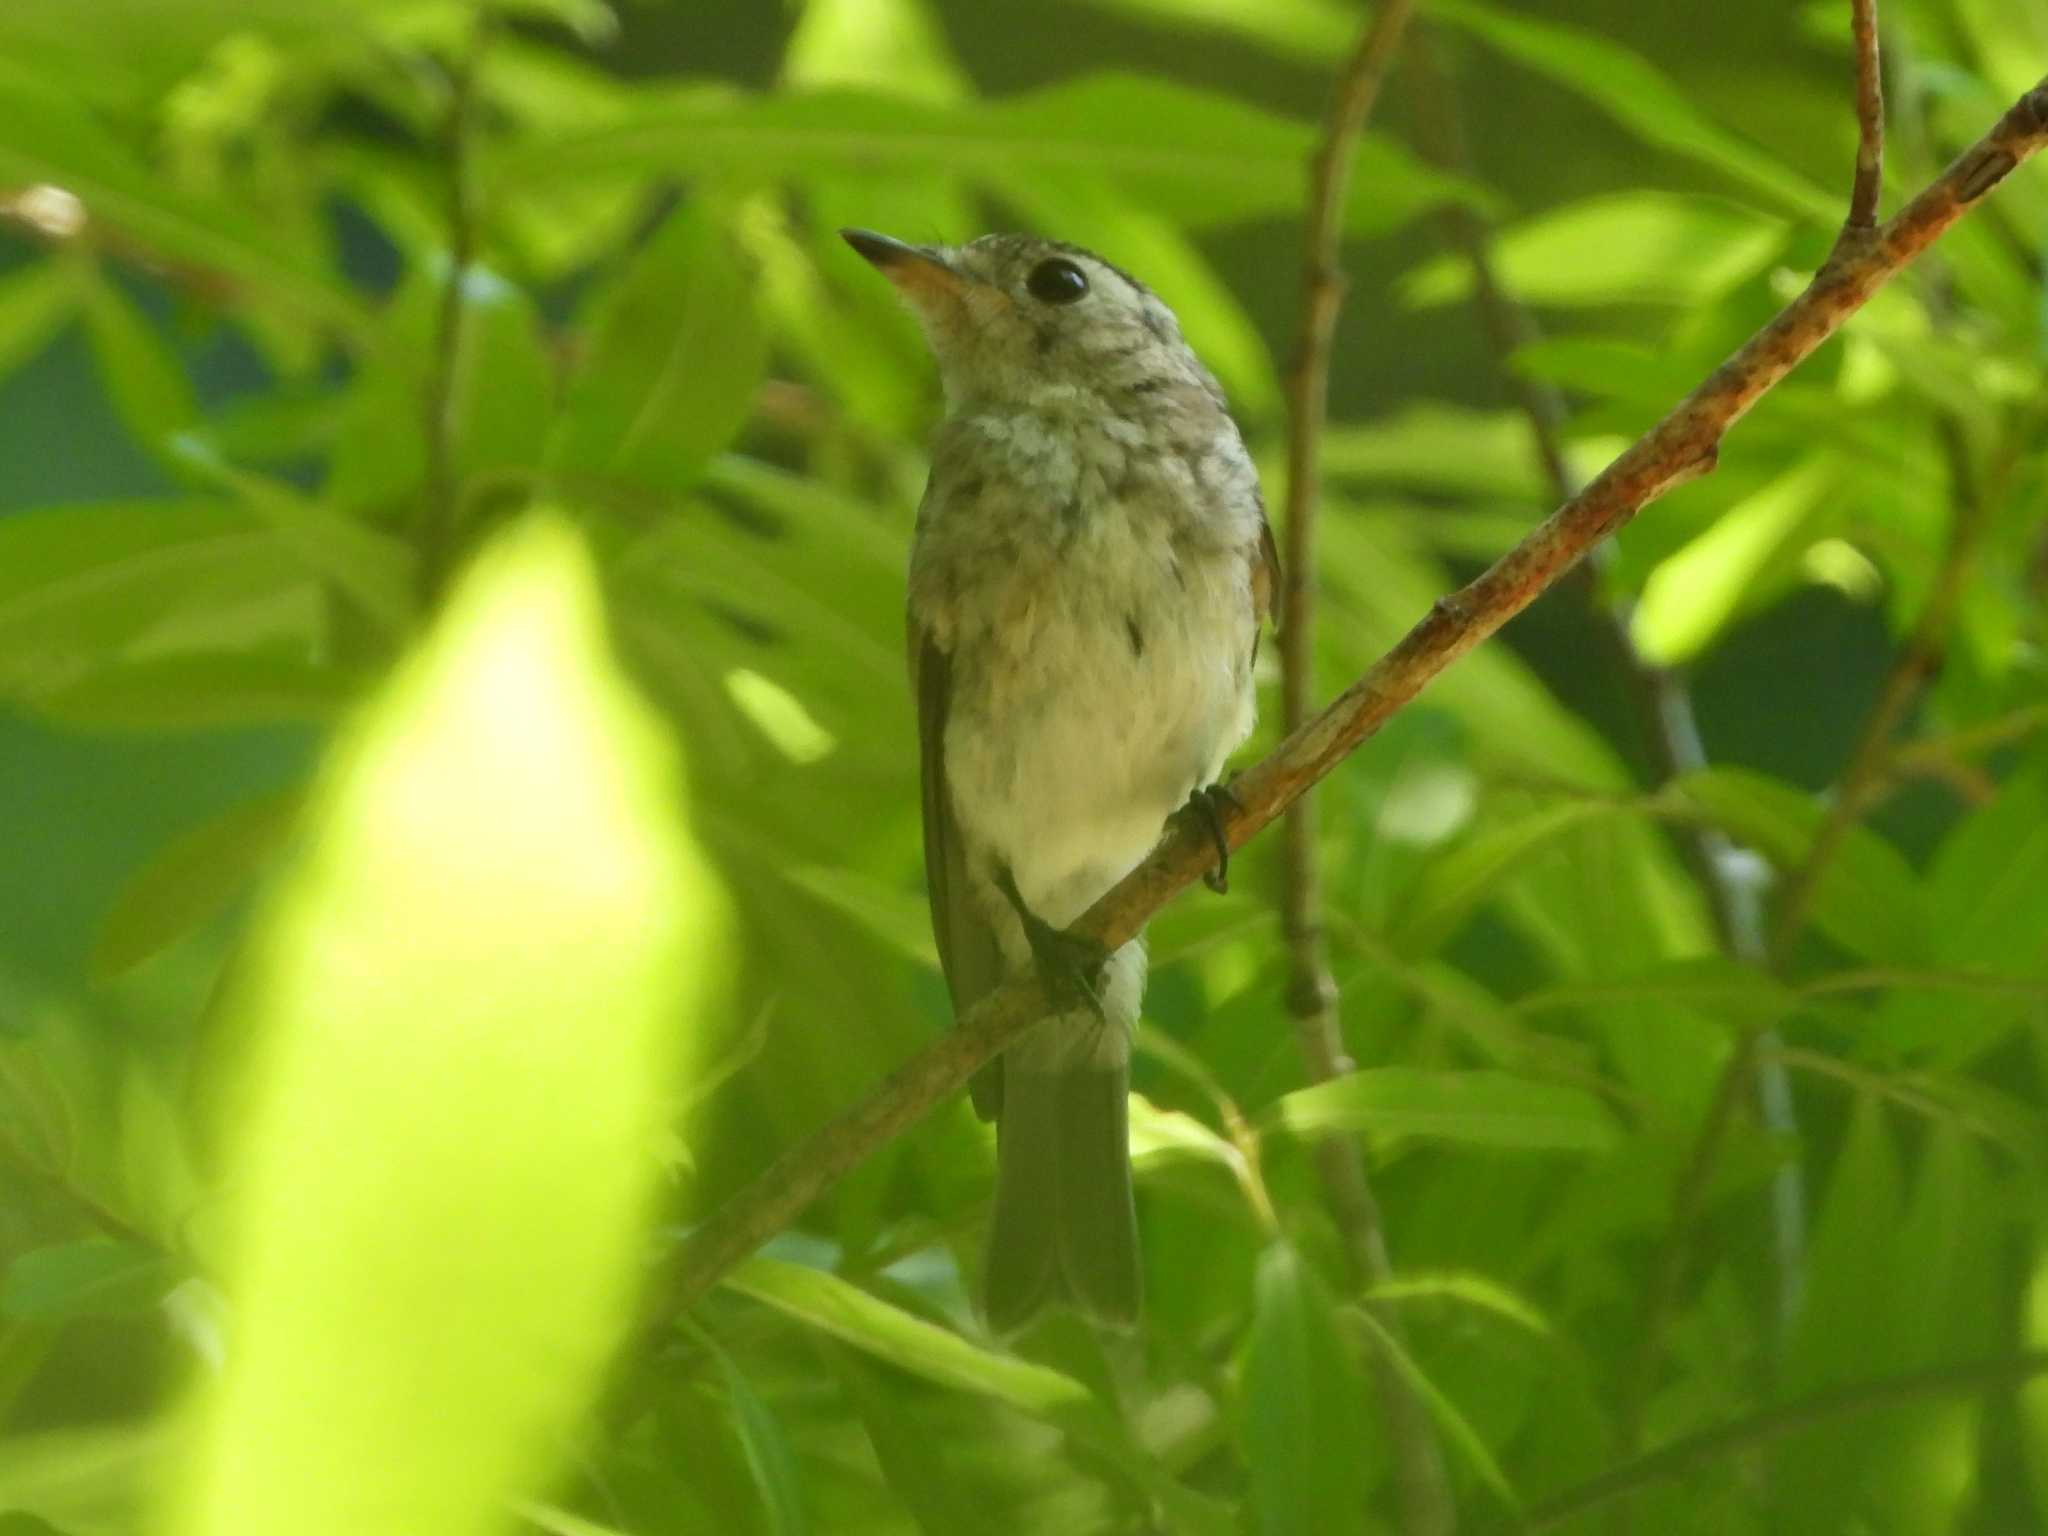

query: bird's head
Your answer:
[840,228,1215,414]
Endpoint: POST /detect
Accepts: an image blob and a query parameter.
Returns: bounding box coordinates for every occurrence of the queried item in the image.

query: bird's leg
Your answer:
[993,865,1109,1021]
[1178,782,1238,894]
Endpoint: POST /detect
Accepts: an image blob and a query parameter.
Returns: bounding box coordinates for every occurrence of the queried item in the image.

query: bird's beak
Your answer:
[839,227,964,306]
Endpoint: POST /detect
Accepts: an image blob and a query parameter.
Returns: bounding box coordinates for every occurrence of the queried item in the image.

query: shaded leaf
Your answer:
[1241,1243,1367,1536]
[1,1239,173,1321]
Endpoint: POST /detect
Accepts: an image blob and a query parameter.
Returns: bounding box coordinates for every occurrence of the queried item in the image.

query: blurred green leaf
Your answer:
[1270,1068,1620,1154]
[704,1336,810,1536]
[497,75,1487,237]
[1403,192,1788,310]
[1348,1304,1521,1511]
[79,271,197,464]
[549,205,766,495]
[1631,458,1837,664]
[169,514,722,1536]
[1662,767,1928,964]
[90,788,303,979]
[826,1342,988,1536]
[0,259,76,385]
[1072,0,1356,62]
[1321,403,1547,500]
[1390,799,1620,956]
[1,1239,172,1321]
[1429,0,1837,219]
[0,59,365,333]
[36,652,362,732]
[1241,1243,1367,1536]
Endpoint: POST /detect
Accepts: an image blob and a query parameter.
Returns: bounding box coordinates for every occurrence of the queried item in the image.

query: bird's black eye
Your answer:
[1025,258,1089,305]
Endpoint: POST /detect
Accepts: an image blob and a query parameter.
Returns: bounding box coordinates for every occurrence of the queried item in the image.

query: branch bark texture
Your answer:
[653,68,2048,1331]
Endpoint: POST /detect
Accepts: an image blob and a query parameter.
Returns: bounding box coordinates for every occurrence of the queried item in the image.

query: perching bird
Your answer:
[843,228,1275,1331]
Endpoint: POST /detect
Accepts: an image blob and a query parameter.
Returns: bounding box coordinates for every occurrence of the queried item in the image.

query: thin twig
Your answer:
[418,8,494,608]
[644,71,2048,1336]
[1494,1352,2048,1533]
[1279,3,1453,1530]
[1849,0,1886,229]
[1402,30,1807,1451]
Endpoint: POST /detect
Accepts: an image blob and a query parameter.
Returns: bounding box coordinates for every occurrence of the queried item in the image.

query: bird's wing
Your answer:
[1253,511,1280,631]
[912,620,1005,1120]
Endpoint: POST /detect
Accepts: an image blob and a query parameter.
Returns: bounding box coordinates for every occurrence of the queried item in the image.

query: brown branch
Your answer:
[1849,0,1886,229]
[1279,3,1455,1531]
[1496,1351,2048,1533]
[646,69,2048,1341]
[418,8,494,609]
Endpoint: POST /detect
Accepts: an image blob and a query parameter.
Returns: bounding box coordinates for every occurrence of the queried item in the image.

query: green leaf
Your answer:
[1071,0,1356,62]
[1429,0,1837,220]
[548,204,766,495]
[722,1255,1091,1417]
[826,1342,987,1536]
[497,75,1487,238]
[36,652,363,732]
[1662,766,1928,963]
[0,260,76,386]
[1631,458,1837,664]
[1,1239,172,1320]
[1348,1305,1521,1511]
[1241,1243,1367,1536]
[1362,1271,1553,1339]
[0,500,310,700]
[91,788,304,979]
[1402,192,1788,309]
[1391,799,1620,956]
[168,514,725,1536]
[79,271,197,463]
[701,1336,809,1536]
[1270,1068,1620,1154]
[1320,403,1549,500]
[0,59,365,334]
[1514,957,1797,1031]
[172,446,416,636]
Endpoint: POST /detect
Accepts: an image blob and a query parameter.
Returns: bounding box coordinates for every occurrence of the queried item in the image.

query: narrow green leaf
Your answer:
[1321,402,1549,500]
[0,260,76,385]
[91,788,304,979]
[79,271,196,462]
[1429,0,1837,220]
[549,205,765,495]
[1403,191,1788,310]
[168,514,723,1536]
[37,652,363,732]
[0,60,366,334]
[1514,958,1797,1030]
[1271,1068,1620,1154]
[1,1239,172,1321]
[1361,1271,1554,1339]
[704,1341,809,1536]
[827,1342,987,1536]
[722,1256,1091,1417]
[1349,1305,1521,1511]
[1662,766,1928,963]
[1631,458,1836,664]
[1072,0,1356,62]
[496,75,1488,238]
[1391,799,1619,957]
[1241,1243,1367,1536]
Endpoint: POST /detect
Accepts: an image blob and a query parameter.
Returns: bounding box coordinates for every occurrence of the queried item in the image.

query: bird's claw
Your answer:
[995,866,1109,1021]
[1180,782,1239,894]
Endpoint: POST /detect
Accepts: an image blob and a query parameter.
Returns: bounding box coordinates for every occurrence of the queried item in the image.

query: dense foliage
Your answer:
[2,1,2046,1532]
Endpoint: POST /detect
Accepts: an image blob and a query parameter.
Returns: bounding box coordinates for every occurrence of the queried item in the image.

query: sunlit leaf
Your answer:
[1630,457,1837,664]
[168,514,724,1536]
[1270,1068,1620,1154]
[1403,192,1788,310]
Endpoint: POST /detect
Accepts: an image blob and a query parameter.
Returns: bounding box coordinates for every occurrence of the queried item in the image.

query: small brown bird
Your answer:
[843,228,1274,1330]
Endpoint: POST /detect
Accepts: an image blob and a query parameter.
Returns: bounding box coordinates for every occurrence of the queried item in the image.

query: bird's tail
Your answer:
[982,1059,1140,1333]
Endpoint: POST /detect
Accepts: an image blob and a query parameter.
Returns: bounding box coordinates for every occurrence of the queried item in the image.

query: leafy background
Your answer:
[2,0,2047,1532]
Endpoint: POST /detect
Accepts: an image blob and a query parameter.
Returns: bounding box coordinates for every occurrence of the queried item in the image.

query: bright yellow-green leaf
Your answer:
[167,514,725,1536]
[1270,1068,1620,1155]
[1631,458,1837,664]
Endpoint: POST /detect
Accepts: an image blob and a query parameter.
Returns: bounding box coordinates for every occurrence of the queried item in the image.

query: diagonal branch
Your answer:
[647,69,2048,1336]
[1278,2,1455,1531]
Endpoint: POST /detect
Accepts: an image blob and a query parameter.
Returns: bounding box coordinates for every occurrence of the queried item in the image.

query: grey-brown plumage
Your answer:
[844,229,1275,1331]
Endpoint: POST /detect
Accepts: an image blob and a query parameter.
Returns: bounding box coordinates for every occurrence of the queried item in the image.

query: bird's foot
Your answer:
[1178,782,1239,893]
[994,866,1109,1021]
